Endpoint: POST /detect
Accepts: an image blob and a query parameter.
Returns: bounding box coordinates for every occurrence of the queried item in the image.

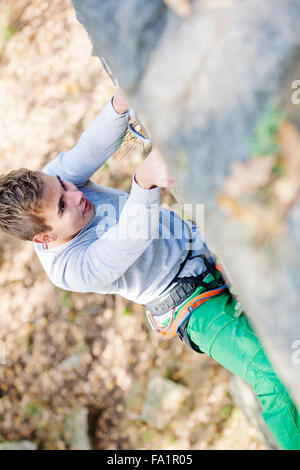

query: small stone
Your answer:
[0,441,37,450]
[140,375,191,430]
[65,406,91,450]
[57,352,83,371]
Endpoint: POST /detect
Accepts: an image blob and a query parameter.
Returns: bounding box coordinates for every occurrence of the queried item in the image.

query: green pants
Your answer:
[186,291,300,450]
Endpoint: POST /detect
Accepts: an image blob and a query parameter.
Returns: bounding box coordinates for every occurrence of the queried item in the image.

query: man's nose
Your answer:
[69,189,84,206]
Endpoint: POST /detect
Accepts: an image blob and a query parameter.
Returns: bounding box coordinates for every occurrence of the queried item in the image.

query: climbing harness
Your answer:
[144,253,229,346]
[148,282,228,341]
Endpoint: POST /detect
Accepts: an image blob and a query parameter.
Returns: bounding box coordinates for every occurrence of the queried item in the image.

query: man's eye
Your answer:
[61,201,65,212]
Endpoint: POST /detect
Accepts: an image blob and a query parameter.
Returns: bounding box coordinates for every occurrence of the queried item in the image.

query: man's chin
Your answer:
[78,205,95,232]
[88,202,95,220]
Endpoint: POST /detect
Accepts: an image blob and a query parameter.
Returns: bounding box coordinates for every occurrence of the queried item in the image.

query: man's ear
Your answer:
[33,232,57,244]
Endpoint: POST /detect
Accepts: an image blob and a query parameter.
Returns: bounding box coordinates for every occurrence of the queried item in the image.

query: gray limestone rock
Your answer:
[72,0,167,92]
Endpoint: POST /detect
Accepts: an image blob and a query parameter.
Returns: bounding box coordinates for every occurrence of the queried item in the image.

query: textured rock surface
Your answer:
[140,375,191,430]
[72,0,300,406]
[0,440,37,450]
[65,406,91,450]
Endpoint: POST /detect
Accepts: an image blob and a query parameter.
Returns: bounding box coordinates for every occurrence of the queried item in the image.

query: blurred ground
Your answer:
[0,0,265,450]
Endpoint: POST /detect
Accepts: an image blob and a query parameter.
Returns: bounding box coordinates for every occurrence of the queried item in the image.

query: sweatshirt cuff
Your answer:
[130,174,161,205]
[110,96,129,118]
[96,98,129,129]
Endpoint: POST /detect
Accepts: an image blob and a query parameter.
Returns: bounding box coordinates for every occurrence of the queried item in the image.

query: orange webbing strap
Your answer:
[215,263,224,274]
[161,284,228,340]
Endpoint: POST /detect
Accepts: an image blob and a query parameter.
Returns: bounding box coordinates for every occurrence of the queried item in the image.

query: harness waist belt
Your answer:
[144,279,197,316]
[143,255,229,341]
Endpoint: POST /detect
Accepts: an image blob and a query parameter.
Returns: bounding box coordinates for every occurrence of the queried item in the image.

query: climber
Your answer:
[0,88,299,450]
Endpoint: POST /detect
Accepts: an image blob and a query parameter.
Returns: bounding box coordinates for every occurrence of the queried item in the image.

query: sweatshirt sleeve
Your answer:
[41,97,128,187]
[61,176,162,292]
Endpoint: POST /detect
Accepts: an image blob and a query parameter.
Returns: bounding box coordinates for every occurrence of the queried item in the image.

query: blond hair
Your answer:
[0,168,52,241]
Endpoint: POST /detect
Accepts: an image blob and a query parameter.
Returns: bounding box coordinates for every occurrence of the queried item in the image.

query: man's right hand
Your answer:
[134,148,176,190]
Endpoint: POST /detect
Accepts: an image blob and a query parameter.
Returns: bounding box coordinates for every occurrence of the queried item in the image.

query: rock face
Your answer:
[72,0,300,406]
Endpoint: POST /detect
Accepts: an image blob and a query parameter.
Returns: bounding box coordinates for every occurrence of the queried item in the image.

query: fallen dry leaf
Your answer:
[220,119,300,235]
[277,120,300,177]
[272,177,299,210]
[218,195,284,237]
[163,0,193,17]
[224,155,274,198]
[273,120,300,212]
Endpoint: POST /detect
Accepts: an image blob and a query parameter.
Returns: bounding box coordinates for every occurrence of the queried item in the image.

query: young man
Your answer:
[0,89,299,450]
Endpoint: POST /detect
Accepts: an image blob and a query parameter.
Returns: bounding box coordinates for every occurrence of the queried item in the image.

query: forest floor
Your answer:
[0,0,265,450]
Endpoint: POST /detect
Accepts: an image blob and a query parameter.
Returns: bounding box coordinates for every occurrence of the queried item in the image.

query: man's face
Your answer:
[38,174,95,244]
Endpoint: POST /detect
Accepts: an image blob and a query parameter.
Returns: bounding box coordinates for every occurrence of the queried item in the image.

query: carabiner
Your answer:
[127,108,152,149]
